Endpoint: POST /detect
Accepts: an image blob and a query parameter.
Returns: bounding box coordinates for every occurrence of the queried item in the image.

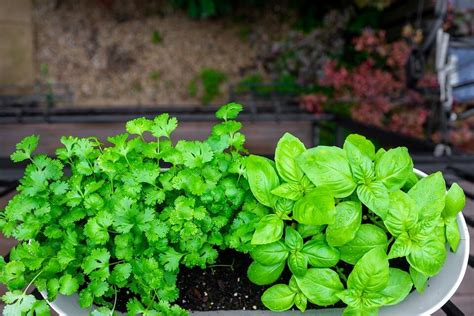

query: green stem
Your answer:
[336,267,348,284]
[367,213,387,231]
[111,286,117,315]
[23,270,43,295]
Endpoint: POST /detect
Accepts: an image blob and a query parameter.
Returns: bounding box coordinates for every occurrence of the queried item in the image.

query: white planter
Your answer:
[41,169,470,316]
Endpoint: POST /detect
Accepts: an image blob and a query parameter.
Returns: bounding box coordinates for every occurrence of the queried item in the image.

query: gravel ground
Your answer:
[34,1,289,107]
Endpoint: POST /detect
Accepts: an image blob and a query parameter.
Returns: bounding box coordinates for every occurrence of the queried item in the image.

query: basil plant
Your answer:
[245,133,466,315]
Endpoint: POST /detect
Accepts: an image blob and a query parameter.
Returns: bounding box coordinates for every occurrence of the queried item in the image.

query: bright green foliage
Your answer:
[244,133,464,315]
[0,104,258,315]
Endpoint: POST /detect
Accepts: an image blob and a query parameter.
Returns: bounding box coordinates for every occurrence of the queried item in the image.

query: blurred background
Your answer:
[0,0,474,314]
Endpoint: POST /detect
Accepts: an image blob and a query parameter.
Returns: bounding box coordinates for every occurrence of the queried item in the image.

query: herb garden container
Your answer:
[40,169,470,316]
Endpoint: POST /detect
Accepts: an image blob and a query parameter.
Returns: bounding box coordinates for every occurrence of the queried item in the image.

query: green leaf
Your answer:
[384,190,418,237]
[375,147,413,191]
[343,134,375,183]
[59,274,79,295]
[251,214,284,245]
[125,117,152,136]
[159,249,184,272]
[446,218,461,252]
[339,224,388,264]
[215,102,243,120]
[275,133,306,183]
[261,284,296,312]
[10,135,40,162]
[326,201,362,247]
[410,266,428,293]
[151,113,178,138]
[443,183,466,219]
[246,155,280,207]
[296,146,356,198]
[388,232,412,259]
[284,226,303,251]
[293,190,336,225]
[294,292,308,312]
[347,247,389,292]
[250,241,289,265]
[295,268,344,306]
[247,261,285,285]
[47,278,59,301]
[379,268,413,306]
[407,238,447,276]
[271,183,303,201]
[176,140,214,168]
[288,252,308,276]
[81,248,110,280]
[342,305,378,316]
[296,224,324,238]
[356,181,389,218]
[408,172,446,221]
[301,240,340,268]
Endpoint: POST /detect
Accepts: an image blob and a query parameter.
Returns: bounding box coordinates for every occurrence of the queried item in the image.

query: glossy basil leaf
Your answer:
[250,241,289,265]
[408,172,446,221]
[445,218,461,252]
[297,223,324,238]
[288,252,308,277]
[347,247,389,292]
[326,201,362,247]
[402,170,419,191]
[271,183,303,201]
[295,268,344,306]
[407,238,447,276]
[246,155,280,207]
[288,275,299,292]
[379,268,413,305]
[274,198,294,217]
[356,181,389,218]
[293,190,336,225]
[251,214,284,245]
[374,148,386,164]
[409,265,428,293]
[339,224,388,264]
[247,261,285,285]
[342,306,378,316]
[443,183,466,219]
[296,146,357,198]
[261,284,296,311]
[275,133,306,183]
[294,292,308,312]
[301,240,340,268]
[285,226,303,251]
[343,134,375,183]
[375,147,413,192]
[384,190,418,237]
[388,232,412,259]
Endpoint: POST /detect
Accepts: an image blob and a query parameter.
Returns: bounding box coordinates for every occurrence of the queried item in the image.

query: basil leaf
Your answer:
[275,133,306,183]
[374,148,386,163]
[288,252,308,277]
[301,240,340,268]
[296,146,357,198]
[247,261,285,285]
[342,306,378,316]
[271,183,303,201]
[379,268,413,305]
[408,172,446,221]
[338,290,385,310]
[402,170,419,191]
[261,284,296,312]
[297,224,324,238]
[339,224,388,264]
[375,147,413,192]
[250,241,289,265]
[347,247,389,292]
[384,190,418,237]
[246,155,280,207]
[407,238,447,276]
[251,214,284,245]
[388,232,412,259]
[343,134,375,183]
[445,218,461,252]
[443,183,466,219]
[293,190,336,225]
[295,268,344,306]
[409,265,428,293]
[326,201,362,247]
[285,226,303,251]
[294,292,308,312]
[356,181,389,218]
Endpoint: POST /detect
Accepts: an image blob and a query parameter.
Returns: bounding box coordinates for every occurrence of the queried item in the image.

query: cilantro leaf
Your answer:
[10,135,39,163]
[151,113,178,139]
[215,103,243,120]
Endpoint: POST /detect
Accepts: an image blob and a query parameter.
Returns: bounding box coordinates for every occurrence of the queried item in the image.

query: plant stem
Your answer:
[111,286,117,315]
[335,267,348,284]
[23,270,43,295]
[367,213,387,231]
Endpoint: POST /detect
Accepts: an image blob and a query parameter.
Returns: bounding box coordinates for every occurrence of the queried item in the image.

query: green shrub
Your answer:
[188,68,227,105]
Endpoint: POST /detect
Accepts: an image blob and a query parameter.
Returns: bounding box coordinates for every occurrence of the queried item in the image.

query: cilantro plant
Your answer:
[0,103,261,315]
[245,133,466,315]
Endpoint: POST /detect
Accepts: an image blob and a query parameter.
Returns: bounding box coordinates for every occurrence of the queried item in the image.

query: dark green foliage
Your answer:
[188,68,227,105]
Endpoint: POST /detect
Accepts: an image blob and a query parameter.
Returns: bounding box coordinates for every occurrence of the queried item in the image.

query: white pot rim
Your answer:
[41,168,470,316]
